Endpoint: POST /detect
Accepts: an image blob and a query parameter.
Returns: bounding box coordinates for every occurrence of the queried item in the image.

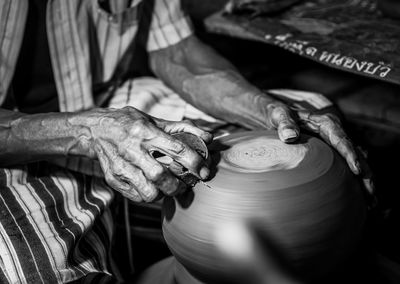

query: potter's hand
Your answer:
[82,107,211,202]
[147,35,374,200]
[267,102,374,198]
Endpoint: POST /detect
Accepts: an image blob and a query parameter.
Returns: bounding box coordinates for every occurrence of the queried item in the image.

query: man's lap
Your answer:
[0,77,211,283]
[0,162,116,283]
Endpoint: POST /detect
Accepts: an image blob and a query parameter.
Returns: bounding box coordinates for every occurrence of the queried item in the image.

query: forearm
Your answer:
[149,36,275,129]
[0,108,94,166]
[150,36,373,196]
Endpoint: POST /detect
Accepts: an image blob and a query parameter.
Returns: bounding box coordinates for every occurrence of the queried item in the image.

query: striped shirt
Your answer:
[0,0,192,283]
[0,0,193,111]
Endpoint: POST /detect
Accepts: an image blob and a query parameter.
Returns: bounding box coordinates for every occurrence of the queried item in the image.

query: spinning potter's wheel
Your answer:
[137,131,367,284]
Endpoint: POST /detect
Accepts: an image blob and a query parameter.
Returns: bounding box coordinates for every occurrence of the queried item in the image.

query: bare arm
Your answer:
[0,108,90,166]
[149,35,374,196]
[0,107,211,201]
[149,36,284,132]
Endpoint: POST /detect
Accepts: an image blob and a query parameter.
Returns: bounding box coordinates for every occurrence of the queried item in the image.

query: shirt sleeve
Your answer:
[146,0,193,51]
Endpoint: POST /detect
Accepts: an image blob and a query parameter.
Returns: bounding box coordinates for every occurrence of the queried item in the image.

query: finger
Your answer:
[95,144,143,202]
[107,171,143,202]
[172,132,209,160]
[113,160,161,202]
[298,112,360,175]
[96,141,160,202]
[329,132,360,175]
[143,128,209,180]
[356,148,376,197]
[363,178,376,201]
[128,170,161,202]
[156,119,213,143]
[130,151,183,196]
[112,146,178,200]
[269,104,300,143]
[357,149,377,209]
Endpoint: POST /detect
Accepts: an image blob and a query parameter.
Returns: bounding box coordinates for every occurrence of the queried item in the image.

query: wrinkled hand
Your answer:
[81,107,212,202]
[265,101,374,199]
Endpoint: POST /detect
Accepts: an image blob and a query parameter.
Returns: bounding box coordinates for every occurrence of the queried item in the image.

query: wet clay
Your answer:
[160,130,366,283]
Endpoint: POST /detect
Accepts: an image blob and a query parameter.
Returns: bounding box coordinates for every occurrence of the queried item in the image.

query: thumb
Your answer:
[269,104,300,143]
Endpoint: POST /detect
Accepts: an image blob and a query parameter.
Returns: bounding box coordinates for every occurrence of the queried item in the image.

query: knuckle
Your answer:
[99,116,120,131]
[272,106,286,118]
[142,188,159,203]
[135,178,159,202]
[130,118,148,131]
[318,114,335,128]
[320,114,335,125]
[117,143,130,158]
[148,164,166,181]
[129,119,159,139]
[298,110,312,122]
[104,175,121,191]
[160,178,180,196]
[275,103,290,113]
[112,163,124,176]
[330,135,347,150]
[122,106,134,112]
[271,106,293,124]
[171,141,185,155]
[186,153,203,170]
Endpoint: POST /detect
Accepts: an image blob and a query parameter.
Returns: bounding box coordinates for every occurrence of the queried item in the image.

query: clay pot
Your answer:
[162,131,366,283]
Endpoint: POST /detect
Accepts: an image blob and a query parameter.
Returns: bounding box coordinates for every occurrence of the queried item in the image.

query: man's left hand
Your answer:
[266,100,375,199]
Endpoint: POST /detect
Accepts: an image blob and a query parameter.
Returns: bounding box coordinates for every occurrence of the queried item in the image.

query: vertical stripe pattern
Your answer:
[0,163,114,283]
[146,0,193,51]
[0,0,193,110]
[0,1,28,105]
[0,0,193,282]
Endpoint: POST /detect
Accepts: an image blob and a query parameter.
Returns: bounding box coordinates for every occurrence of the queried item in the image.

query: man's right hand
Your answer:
[1,106,211,202]
[76,107,212,202]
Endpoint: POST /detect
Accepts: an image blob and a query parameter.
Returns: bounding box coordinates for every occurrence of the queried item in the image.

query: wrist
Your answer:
[66,109,103,159]
[14,112,94,159]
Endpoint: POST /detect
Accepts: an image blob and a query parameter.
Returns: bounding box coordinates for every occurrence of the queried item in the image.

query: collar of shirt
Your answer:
[0,0,193,114]
[0,0,143,112]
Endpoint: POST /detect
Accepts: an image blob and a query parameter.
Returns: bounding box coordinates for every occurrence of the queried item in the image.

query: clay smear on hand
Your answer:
[221,137,308,173]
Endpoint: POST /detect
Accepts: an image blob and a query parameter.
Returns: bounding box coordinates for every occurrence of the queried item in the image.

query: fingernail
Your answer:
[282,129,298,141]
[155,155,173,165]
[200,167,210,179]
